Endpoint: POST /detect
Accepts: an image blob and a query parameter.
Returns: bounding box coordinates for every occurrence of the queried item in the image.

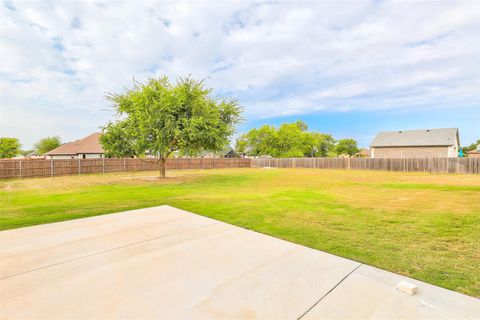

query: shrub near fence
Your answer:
[0,158,251,179]
[251,157,480,174]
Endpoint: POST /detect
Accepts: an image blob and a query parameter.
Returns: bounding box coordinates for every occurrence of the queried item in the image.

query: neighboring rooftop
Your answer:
[356,148,371,156]
[199,145,237,158]
[466,145,480,154]
[370,128,459,147]
[45,133,104,155]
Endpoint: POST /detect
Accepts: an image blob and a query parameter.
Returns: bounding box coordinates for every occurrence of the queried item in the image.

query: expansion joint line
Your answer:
[0,222,216,280]
[297,263,362,320]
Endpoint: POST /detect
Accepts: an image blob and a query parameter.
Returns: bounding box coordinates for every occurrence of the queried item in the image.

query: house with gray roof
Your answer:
[370,128,460,158]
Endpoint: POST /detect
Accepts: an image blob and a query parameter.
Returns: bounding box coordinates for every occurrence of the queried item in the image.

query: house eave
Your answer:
[370,144,454,148]
[45,152,104,156]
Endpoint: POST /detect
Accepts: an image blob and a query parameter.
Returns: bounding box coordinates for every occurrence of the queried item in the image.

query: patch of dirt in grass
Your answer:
[1,183,13,190]
[119,175,198,184]
[122,175,171,181]
[0,171,201,192]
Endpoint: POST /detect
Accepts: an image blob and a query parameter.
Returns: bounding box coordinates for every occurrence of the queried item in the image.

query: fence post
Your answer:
[51,159,54,177]
[102,158,105,173]
[19,160,22,178]
[78,158,81,175]
[123,158,126,172]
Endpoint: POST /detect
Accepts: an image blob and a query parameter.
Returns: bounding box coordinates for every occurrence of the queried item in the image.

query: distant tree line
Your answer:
[1,118,478,161]
[0,136,61,159]
[236,120,359,157]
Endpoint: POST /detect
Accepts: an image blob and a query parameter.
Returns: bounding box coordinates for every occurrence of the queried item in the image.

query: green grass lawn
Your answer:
[1,168,479,297]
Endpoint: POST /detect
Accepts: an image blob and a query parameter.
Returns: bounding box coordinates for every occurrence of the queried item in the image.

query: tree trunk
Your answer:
[159,157,166,178]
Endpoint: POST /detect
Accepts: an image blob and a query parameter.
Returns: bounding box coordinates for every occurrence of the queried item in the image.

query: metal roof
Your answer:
[370,128,459,147]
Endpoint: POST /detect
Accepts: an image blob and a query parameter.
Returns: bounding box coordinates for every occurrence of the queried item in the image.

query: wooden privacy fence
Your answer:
[251,157,480,174]
[2,157,478,178]
[0,158,251,179]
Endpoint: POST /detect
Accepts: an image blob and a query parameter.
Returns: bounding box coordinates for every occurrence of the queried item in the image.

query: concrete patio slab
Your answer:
[0,205,478,319]
[303,264,480,320]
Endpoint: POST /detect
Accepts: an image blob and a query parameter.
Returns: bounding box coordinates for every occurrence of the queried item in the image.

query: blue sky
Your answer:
[1,1,479,149]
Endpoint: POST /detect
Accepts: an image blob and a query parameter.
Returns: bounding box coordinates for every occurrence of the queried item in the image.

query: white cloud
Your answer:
[1,0,479,147]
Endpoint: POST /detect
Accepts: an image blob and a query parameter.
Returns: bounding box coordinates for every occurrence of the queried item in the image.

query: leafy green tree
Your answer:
[0,138,21,158]
[236,125,278,156]
[310,132,336,157]
[100,121,137,158]
[294,120,308,131]
[34,136,61,155]
[101,76,242,178]
[335,138,359,156]
[236,120,337,158]
[461,139,480,154]
[276,121,311,157]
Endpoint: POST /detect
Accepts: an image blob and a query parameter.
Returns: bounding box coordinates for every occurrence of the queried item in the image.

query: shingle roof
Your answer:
[466,145,480,154]
[45,133,104,155]
[370,128,459,147]
[198,145,235,157]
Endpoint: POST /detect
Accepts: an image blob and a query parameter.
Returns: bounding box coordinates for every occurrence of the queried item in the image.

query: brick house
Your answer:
[370,128,460,158]
[466,145,480,158]
[45,133,105,159]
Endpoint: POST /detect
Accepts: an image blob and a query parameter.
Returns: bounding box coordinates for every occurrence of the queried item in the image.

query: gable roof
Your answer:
[356,148,371,155]
[370,128,459,147]
[45,133,104,155]
[466,145,480,154]
[198,145,236,157]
